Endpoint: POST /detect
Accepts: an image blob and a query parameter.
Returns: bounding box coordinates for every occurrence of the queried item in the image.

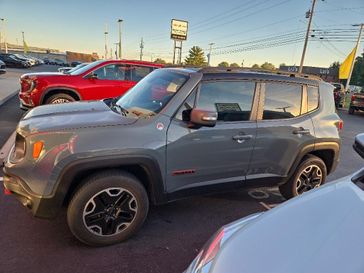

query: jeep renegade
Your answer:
[3,67,341,246]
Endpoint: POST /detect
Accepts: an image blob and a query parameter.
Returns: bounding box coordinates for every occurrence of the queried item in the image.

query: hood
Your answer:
[212,177,364,273]
[18,100,137,136]
[21,72,65,78]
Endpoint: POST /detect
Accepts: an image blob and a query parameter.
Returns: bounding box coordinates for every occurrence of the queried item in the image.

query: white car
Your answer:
[185,134,364,273]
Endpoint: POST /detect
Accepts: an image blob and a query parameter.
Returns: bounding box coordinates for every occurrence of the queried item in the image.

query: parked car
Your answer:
[330,82,345,108]
[349,89,364,115]
[185,133,364,273]
[53,58,67,66]
[0,54,30,68]
[18,59,163,109]
[71,61,82,67]
[58,66,73,73]
[12,54,35,66]
[3,67,341,246]
[0,60,6,74]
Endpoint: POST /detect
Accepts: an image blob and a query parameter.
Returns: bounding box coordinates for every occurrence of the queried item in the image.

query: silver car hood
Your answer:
[18,101,137,135]
[212,177,364,273]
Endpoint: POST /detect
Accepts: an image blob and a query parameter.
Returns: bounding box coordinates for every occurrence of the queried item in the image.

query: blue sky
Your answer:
[1,0,363,67]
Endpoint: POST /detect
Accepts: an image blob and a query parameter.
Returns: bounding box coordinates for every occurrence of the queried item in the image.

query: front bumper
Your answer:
[19,92,35,110]
[3,172,61,218]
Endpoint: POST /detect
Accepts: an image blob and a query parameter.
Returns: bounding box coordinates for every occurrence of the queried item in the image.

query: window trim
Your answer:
[176,79,259,124]
[83,63,129,80]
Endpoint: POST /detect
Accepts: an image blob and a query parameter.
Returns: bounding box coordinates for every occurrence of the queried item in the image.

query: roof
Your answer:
[166,66,322,85]
[98,59,164,67]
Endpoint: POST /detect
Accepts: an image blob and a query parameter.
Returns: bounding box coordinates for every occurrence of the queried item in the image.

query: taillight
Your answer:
[351,95,356,102]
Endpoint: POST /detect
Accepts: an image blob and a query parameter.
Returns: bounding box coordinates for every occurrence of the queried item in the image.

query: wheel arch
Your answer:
[50,155,166,214]
[41,87,82,104]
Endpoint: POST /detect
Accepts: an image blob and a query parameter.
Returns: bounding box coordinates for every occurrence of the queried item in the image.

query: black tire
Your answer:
[279,155,327,200]
[45,93,76,105]
[348,107,355,115]
[67,170,149,246]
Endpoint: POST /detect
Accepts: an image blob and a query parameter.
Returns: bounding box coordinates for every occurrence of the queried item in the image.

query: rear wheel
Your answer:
[279,155,327,200]
[349,107,355,115]
[45,93,76,105]
[67,171,149,246]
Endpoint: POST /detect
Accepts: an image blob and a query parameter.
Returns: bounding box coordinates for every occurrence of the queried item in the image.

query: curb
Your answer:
[0,90,18,107]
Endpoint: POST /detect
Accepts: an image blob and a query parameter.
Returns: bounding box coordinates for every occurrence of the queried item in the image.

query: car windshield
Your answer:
[115,69,188,117]
[69,60,104,75]
[65,63,88,74]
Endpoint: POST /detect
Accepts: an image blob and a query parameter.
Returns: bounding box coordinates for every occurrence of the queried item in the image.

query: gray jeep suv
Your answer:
[3,67,341,246]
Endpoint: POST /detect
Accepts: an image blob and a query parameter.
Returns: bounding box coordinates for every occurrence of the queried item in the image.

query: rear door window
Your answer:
[263,83,302,120]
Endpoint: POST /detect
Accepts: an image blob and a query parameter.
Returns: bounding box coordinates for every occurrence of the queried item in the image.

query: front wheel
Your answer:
[45,93,75,104]
[67,171,149,246]
[279,155,327,200]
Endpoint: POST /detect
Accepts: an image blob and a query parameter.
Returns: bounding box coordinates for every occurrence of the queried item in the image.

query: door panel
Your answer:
[166,80,258,193]
[247,82,315,179]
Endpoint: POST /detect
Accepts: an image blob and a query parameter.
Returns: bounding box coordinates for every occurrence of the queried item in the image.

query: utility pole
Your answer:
[104,24,108,60]
[117,19,123,59]
[0,18,7,53]
[139,38,144,61]
[299,0,317,73]
[345,23,364,91]
[207,42,215,66]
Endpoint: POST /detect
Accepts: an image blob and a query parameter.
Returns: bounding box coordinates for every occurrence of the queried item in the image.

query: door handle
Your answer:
[232,134,253,143]
[292,128,311,135]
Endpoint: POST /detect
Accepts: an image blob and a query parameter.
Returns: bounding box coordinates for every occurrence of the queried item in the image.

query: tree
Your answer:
[330,61,340,69]
[184,46,206,66]
[260,62,276,70]
[153,58,166,64]
[230,63,240,67]
[351,53,364,87]
[218,61,229,67]
[251,64,260,69]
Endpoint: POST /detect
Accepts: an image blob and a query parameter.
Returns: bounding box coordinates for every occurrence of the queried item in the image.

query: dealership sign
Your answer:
[171,19,188,41]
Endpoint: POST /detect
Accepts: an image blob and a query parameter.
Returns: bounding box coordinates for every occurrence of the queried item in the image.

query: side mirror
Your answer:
[354,133,364,159]
[190,108,217,127]
[87,72,98,79]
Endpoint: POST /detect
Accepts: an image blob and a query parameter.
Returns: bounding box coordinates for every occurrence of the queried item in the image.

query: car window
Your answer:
[307,86,319,112]
[92,64,131,81]
[175,89,197,121]
[196,81,255,122]
[131,66,154,82]
[263,83,302,120]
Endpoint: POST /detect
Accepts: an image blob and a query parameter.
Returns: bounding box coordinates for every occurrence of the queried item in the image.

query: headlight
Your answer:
[21,77,36,93]
[186,213,263,273]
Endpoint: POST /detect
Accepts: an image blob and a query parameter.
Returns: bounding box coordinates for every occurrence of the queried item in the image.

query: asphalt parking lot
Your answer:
[0,66,363,273]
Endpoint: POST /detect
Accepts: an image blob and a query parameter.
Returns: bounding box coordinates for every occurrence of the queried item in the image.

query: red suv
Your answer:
[19,60,163,109]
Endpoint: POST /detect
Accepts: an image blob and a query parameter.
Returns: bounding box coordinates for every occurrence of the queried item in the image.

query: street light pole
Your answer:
[345,23,364,92]
[22,31,25,54]
[299,0,317,73]
[0,18,7,53]
[118,19,123,59]
[104,24,108,60]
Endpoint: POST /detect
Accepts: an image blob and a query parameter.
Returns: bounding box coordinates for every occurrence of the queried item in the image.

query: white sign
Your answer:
[171,19,188,41]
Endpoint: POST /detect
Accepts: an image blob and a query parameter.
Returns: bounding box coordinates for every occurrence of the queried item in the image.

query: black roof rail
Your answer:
[198,66,323,81]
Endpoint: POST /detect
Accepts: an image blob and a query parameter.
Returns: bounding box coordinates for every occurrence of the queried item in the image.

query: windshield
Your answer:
[65,63,88,74]
[115,69,188,117]
[69,60,104,75]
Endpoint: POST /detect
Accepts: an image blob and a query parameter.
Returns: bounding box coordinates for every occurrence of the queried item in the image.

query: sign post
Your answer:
[170,19,188,65]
